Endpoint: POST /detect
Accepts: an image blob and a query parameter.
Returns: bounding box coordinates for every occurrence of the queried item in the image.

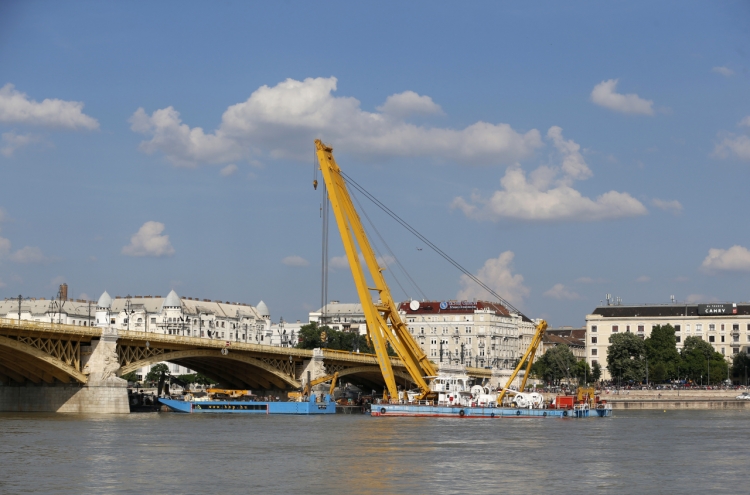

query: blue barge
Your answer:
[372,403,612,418]
[158,394,337,415]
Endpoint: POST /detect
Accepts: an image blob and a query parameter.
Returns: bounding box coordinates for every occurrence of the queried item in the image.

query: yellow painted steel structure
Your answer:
[496,319,547,405]
[315,140,437,399]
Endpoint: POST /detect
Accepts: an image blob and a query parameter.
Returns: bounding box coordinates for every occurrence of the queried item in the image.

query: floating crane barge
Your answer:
[314,140,611,419]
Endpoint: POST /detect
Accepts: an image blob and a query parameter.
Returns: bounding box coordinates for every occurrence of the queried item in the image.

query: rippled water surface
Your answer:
[0,409,747,494]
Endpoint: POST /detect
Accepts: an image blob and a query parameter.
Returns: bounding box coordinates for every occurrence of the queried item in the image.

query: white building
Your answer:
[1,287,272,382]
[308,299,537,369]
[586,302,750,380]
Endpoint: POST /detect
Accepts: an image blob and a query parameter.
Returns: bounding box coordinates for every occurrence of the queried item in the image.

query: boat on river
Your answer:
[373,370,612,419]
[159,392,336,415]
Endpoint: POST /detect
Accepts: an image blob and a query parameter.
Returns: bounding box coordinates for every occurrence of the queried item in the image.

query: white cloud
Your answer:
[329,255,350,270]
[686,294,717,304]
[590,79,654,115]
[701,245,750,273]
[457,251,529,307]
[636,275,651,283]
[1,132,39,157]
[0,278,5,288]
[122,221,175,257]
[282,255,309,267]
[220,164,238,177]
[131,76,542,166]
[712,66,734,77]
[0,236,10,257]
[329,253,394,270]
[651,198,683,215]
[547,126,592,181]
[10,246,50,264]
[79,293,89,301]
[0,207,7,223]
[714,134,750,161]
[453,127,647,222]
[0,83,99,130]
[739,116,750,127]
[543,283,582,300]
[376,91,444,118]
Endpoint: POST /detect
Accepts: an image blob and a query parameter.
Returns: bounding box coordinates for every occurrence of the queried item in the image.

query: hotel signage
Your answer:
[697,303,737,316]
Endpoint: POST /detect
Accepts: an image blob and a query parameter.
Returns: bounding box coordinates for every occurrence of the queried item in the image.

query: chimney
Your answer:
[60,283,68,301]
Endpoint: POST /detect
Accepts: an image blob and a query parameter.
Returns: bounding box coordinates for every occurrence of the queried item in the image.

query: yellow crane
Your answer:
[496,319,547,405]
[314,140,437,399]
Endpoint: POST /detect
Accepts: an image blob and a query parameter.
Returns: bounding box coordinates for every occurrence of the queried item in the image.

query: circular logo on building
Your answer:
[440,301,448,310]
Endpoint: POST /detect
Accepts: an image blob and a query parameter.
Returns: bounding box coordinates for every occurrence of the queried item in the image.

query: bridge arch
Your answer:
[118,349,301,389]
[0,335,87,384]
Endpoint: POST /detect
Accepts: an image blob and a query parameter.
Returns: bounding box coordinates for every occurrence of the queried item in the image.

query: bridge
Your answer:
[0,318,492,396]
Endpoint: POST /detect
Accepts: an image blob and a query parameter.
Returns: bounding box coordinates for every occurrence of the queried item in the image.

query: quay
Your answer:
[603,389,750,409]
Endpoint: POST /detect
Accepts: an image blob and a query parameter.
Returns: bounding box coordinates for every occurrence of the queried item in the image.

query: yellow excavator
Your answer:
[288,372,339,401]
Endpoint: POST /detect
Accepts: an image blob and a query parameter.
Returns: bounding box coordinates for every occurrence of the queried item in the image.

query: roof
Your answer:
[312,302,364,315]
[256,300,269,318]
[397,300,515,318]
[97,291,112,308]
[544,332,584,348]
[161,290,182,310]
[591,304,750,318]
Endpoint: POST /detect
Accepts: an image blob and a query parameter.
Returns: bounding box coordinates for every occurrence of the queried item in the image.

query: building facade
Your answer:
[586,302,750,380]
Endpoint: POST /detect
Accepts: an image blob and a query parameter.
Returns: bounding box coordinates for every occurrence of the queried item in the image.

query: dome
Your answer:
[97,291,112,309]
[256,300,269,318]
[161,290,182,311]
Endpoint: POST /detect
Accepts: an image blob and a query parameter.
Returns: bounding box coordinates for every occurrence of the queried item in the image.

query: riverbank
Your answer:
[601,389,750,409]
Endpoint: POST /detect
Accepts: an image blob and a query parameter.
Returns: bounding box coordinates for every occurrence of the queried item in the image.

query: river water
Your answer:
[0,409,747,494]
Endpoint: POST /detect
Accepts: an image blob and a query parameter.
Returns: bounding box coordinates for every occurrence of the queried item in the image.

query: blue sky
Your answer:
[1,1,749,326]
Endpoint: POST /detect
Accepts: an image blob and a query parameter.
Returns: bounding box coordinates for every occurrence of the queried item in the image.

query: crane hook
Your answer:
[313,179,318,190]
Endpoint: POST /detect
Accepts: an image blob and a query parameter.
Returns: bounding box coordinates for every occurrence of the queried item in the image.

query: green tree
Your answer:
[591,361,602,382]
[607,332,646,384]
[644,324,680,381]
[121,371,139,383]
[296,322,375,353]
[145,363,169,385]
[680,336,728,385]
[532,345,577,384]
[731,352,750,386]
[178,373,214,387]
[573,359,592,385]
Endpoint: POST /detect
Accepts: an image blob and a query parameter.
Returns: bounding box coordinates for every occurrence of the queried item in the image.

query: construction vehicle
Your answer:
[497,319,547,405]
[288,372,339,401]
[315,140,437,400]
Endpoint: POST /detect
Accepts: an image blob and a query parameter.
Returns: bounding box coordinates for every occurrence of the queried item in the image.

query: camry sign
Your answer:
[697,303,737,316]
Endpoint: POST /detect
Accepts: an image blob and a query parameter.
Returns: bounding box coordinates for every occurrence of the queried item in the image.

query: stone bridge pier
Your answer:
[0,327,129,414]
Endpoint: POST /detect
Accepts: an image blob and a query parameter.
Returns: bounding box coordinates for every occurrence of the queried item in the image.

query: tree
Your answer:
[296,322,375,354]
[121,371,139,383]
[178,373,214,387]
[145,363,169,385]
[731,352,750,385]
[531,345,577,384]
[573,359,591,385]
[607,332,646,384]
[644,324,681,381]
[680,336,728,385]
[591,361,602,382]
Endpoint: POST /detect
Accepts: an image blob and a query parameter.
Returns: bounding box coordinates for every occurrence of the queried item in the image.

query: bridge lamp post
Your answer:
[125,295,135,331]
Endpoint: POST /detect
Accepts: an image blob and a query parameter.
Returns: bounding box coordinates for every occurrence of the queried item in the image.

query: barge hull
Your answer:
[372,405,611,418]
[159,394,336,415]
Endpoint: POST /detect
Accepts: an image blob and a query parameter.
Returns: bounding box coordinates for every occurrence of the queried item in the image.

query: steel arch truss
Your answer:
[0,335,87,384]
[118,349,301,389]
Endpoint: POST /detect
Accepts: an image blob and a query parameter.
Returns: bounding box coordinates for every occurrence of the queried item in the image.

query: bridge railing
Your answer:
[0,317,101,337]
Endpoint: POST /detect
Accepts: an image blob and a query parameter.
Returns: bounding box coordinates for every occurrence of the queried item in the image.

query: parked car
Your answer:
[735,392,750,400]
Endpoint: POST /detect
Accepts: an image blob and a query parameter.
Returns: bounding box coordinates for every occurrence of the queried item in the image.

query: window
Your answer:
[420,327,424,334]
[612,325,619,333]
[468,337,472,344]
[733,324,739,331]
[721,335,725,343]
[721,348,725,355]
[709,335,715,343]
[733,348,739,355]
[747,324,750,331]
[709,324,715,332]
[151,318,156,324]
[591,337,598,344]
[465,326,471,334]
[637,325,644,333]
[626,325,631,333]
[696,324,703,332]
[686,324,691,332]
[676,336,681,343]
[674,325,680,332]
[592,360,598,366]
[591,325,597,333]
[721,324,725,331]
[591,348,598,356]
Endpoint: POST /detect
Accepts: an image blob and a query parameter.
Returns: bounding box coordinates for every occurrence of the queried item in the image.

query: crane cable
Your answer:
[350,187,427,302]
[339,170,526,319]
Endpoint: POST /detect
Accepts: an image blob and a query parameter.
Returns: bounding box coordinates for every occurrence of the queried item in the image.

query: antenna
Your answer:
[670,295,675,303]
[606,294,611,306]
